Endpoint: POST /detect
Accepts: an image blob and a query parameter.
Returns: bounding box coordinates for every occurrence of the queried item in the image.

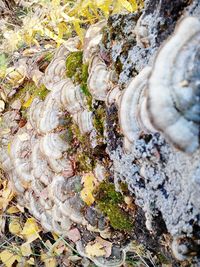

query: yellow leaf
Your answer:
[119,0,134,12]
[80,173,97,206]
[0,250,21,267]
[27,257,35,265]
[52,232,59,241]
[73,21,85,43]
[43,28,63,45]
[9,217,23,236]
[129,0,144,9]
[7,143,11,155]
[0,183,15,211]
[41,253,57,267]
[21,218,41,243]
[23,96,34,108]
[57,22,67,40]
[80,188,95,206]
[7,206,20,214]
[21,243,32,257]
[96,0,111,17]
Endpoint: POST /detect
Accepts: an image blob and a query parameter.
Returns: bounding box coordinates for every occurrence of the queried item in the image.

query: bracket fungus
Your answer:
[147,16,200,153]
[0,9,200,266]
[83,20,107,63]
[88,54,117,101]
[119,67,155,152]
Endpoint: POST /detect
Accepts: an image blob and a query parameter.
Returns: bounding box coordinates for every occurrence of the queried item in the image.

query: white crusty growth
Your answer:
[148,16,200,153]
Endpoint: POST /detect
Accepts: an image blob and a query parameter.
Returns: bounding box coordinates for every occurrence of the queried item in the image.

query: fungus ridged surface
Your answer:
[119,66,155,151]
[0,5,200,266]
[148,16,200,153]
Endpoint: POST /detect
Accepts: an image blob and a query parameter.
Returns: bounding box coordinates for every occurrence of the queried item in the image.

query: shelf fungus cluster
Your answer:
[120,16,200,154]
[0,12,200,266]
[148,16,200,153]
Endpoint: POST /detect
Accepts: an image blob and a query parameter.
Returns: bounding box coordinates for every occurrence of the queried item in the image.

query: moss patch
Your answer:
[93,104,106,138]
[66,51,83,82]
[65,51,92,109]
[70,123,95,173]
[11,82,48,106]
[95,182,133,231]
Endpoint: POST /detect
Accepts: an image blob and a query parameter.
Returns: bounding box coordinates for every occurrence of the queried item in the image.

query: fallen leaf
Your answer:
[95,237,112,257]
[0,182,15,211]
[52,232,59,240]
[41,252,57,267]
[7,143,11,155]
[85,242,106,257]
[80,173,97,206]
[0,250,21,267]
[85,237,112,258]
[9,217,23,236]
[7,206,20,214]
[27,257,35,265]
[23,96,34,108]
[21,243,32,257]
[21,217,41,243]
[119,0,134,12]
[80,188,94,206]
[67,228,81,243]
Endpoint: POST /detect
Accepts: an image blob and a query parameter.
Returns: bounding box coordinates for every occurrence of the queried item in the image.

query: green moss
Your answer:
[71,123,87,144]
[43,51,54,62]
[97,182,123,203]
[70,123,95,172]
[65,51,83,82]
[120,182,129,194]
[11,82,48,106]
[80,63,93,110]
[36,84,48,100]
[81,63,89,84]
[77,153,94,172]
[157,253,170,264]
[95,182,133,231]
[65,51,93,110]
[93,105,106,137]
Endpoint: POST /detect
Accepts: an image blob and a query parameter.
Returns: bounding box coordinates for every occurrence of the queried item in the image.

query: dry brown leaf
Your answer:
[85,242,106,257]
[67,228,81,243]
[85,236,112,258]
